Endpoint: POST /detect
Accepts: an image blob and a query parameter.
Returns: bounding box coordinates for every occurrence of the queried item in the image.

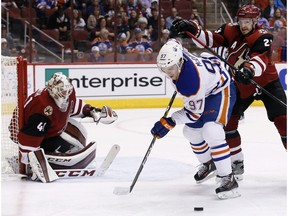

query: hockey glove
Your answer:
[90,107,102,123]
[172,19,200,37]
[151,117,176,139]
[98,106,118,124]
[235,62,255,85]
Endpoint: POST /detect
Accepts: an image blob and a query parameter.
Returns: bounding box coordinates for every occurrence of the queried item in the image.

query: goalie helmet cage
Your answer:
[1,56,28,174]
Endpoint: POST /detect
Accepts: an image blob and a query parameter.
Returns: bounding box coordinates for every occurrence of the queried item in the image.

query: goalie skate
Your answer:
[216,173,240,200]
[194,160,216,184]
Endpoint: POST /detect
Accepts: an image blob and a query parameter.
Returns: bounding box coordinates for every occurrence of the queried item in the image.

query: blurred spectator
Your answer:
[86,7,102,32]
[160,29,170,46]
[263,0,278,20]
[148,8,160,41]
[73,9,86,31]
[116,13,131,42]
[86,0,100,17]
[56,0,70,9]
[271,27,286,60]
[91,17,114,40]
[125,0,138,17]
[165,7,181,30]
[258,10,271,30]
[117,33,128,53]
[139,3,148,18]
[105,0,116,19]
[126,27,153,54]
[256,0,269,10]
[48,6,70,41]
[88,46,105,62]
[1,38,11,56]
[274,0,286,10]
[22,38,39,62]
[1,24,15,51]
[34,0,56,29]
[91,28,113,53]
[128,9,139,31]
[189,8,204,28]
[120,8,130,27]
[72,0,86,11]
[137,16,151,40]
[146,0,158,18]
[138,0,151,9]
[160,17,167,33]
[98,0,113,17]
[269,8,287,28]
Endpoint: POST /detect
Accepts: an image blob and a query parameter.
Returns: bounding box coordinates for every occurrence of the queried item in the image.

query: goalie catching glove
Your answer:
[151,117,176,139]
[90,106,118,124]
[235,62,255,85]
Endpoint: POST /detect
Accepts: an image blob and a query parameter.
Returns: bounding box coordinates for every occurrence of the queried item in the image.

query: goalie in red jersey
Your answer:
[172,4,287,180]
[9,72,118,182]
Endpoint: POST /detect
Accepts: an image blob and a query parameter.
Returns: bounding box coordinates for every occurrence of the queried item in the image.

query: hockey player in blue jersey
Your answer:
[151,39,239,199]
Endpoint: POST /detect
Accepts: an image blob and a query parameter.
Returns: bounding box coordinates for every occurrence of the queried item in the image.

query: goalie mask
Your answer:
[47,72,73,112]
[157,39,183,81]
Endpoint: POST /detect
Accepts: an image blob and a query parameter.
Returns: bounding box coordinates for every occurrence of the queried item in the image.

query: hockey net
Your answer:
[1,56,27,174]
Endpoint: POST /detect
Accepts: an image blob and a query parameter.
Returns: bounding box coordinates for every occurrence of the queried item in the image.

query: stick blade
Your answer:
[96,144,120,176]
[113,186,131,195]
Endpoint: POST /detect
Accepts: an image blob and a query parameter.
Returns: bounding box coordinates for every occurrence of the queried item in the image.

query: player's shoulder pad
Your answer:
[214,23,226,35]
[246,28,273,53]
[29,88,61,118]
[215,23,238,35]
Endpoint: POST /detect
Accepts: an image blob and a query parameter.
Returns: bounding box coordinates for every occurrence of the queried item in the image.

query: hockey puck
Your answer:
[194,207,204,211]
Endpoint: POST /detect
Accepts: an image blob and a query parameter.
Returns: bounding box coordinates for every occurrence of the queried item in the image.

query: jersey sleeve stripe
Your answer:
[250,56,267,76]
[71,99,82,116]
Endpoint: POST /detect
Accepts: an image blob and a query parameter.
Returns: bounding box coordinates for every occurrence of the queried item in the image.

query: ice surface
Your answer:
[1,107,286,216]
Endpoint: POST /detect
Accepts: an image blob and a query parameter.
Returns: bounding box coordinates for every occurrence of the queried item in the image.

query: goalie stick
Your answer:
[113,91,177,195]
[21,144,120,180]
[184,31,287,108]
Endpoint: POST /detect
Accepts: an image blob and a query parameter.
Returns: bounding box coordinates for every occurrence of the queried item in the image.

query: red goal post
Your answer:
[1,56,28,174]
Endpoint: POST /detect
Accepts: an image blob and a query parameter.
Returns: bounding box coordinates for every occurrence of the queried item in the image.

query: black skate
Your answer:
[232,160,244,181]
[194,160,216,183]
[216,173,240,199]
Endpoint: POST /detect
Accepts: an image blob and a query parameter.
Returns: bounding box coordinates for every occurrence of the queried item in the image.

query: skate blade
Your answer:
[196,171,216,184]
[217,188,241,200]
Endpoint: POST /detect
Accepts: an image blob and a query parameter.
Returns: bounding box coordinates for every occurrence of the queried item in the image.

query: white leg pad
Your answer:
[28,148,59,183]
[46,141,97,169]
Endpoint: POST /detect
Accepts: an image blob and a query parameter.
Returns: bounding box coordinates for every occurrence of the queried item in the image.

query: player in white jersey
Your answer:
[151,39,240,199]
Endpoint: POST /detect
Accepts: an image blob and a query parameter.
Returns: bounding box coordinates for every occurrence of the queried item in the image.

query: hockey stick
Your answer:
[113,91,178,195]
[185,31,287,108]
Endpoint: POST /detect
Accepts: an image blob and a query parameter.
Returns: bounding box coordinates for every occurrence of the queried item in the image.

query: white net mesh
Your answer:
[1,56,20,174]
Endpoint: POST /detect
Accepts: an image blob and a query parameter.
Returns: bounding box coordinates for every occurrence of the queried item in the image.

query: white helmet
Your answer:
[47,72,73,112]
[157,39,183,76]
